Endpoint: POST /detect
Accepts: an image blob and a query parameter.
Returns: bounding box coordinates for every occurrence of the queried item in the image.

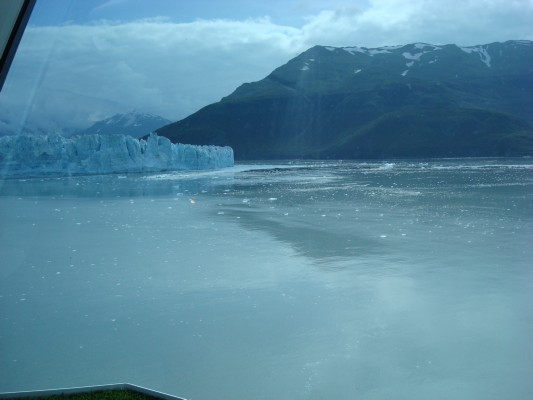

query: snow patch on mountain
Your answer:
[403,52,424,61]
[399,44,444,75]
[343,46,395,56]
[413,43,442,51]
[368,48,393,56]
[459,45,492,67]
[343,47,367,55]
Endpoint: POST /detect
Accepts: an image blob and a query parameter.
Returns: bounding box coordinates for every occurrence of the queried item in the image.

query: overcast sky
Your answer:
[1,0,532,134]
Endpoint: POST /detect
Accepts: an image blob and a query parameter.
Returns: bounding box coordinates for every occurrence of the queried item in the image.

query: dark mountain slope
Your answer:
[158,40,533,159]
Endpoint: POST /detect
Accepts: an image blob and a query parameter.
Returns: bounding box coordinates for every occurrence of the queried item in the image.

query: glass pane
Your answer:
[1,2,532,400]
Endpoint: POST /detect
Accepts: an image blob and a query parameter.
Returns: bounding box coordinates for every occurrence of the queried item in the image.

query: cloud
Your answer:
[300,0,533,47]
[0,17,302,133]
[92,0,130,13]
[0,0,531,134]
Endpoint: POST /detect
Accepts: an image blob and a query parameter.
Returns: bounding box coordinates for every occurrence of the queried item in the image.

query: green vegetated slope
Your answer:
[157,40,533,159]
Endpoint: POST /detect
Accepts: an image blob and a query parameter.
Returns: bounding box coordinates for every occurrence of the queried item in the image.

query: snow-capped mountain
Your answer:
[158,40,533,159]
[77,111,172,139]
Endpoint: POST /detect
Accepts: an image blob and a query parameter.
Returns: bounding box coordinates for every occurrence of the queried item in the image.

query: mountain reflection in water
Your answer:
[1,159,532,400]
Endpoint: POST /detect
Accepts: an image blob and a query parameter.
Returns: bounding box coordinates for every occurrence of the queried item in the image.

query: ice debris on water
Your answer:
[0,133,234,178]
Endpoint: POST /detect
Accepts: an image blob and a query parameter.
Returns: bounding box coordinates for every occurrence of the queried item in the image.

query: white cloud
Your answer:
[300,0,533,47]
[0,18,303,133]
[0,0,531,134]
[92,0,131,13]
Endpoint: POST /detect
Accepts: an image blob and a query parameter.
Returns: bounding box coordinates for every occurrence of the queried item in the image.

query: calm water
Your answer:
[1,159,532,400]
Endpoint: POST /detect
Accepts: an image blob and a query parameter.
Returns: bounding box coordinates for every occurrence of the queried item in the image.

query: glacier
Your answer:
[0,133,234,178]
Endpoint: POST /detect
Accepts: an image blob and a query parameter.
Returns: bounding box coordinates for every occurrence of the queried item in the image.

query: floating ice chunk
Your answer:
[380,163,396,170]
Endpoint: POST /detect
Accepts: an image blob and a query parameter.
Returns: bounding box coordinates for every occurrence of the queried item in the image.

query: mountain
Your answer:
[77,111,172,139]
[157,40,533,159]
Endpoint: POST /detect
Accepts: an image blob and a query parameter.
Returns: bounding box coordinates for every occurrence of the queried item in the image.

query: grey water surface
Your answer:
[1,159,532,400]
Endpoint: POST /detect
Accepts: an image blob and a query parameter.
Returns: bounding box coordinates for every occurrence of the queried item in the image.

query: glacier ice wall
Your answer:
[0,133,234,178]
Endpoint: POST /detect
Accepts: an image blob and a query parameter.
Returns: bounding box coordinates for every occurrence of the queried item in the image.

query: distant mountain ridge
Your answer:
[77,111,172,139]
[157,40,533,159]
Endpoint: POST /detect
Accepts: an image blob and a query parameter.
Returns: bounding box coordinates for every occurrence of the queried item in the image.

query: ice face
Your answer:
[0,133,234,178]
